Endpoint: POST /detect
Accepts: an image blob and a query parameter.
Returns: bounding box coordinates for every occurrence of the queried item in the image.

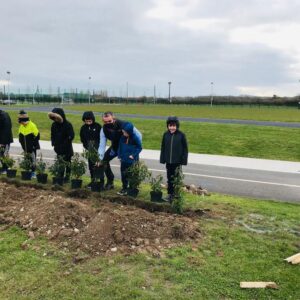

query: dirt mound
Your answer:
[0,182,201,257]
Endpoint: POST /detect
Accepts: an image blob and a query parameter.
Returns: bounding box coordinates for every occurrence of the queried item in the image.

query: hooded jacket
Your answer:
[0,110,13,145]
[18,120,40,152]
[49,108,74,156]
[80,111,102,150]
[118,122,142,164]
[160,119,188,165]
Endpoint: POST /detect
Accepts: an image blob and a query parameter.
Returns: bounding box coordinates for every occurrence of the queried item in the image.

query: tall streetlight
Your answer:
[7,71,11,105]
[88,76,91,105]
[210,81,214,107]
[168,81,172,104]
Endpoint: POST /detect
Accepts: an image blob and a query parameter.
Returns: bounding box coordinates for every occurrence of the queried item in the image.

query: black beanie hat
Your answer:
[166,116,179,128]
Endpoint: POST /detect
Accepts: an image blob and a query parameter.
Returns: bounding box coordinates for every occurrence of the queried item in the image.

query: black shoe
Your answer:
[117,189,127,196]
[86,182,92,189]
[105,182,114,190]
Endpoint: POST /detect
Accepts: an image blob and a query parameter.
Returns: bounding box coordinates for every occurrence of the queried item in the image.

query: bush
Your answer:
[127,161,151,190]
[19,153,33,171]
[36,155,47,175]
[82,142,101,164]
[171,167,185,214]
[1,155,15,169]
[49,156,68,178]
[70,153,86,179]
[150,174,163,193]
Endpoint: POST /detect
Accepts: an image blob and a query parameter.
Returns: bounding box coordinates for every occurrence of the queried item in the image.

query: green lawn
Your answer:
[65,104,300,122]
[0,179,299,299]
[8,111,300,162]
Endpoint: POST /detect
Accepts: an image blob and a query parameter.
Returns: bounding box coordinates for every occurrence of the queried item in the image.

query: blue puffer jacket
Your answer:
[118,122,142,164]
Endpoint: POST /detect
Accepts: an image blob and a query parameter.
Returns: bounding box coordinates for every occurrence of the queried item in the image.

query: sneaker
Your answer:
[105,182,114,190]
[87,182,92,188]
[31,172,36,179]
[117,189,127,196]
[0,170,7,175]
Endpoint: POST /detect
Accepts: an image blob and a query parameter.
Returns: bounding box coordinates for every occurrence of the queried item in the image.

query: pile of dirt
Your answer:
[0,182,201,257]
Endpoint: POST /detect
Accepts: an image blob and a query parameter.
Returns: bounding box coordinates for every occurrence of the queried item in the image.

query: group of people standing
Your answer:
[0,108,188,202]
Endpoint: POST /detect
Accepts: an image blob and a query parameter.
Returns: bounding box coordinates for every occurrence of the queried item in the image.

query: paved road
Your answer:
[9,146,300,204]
[2,105,300,128]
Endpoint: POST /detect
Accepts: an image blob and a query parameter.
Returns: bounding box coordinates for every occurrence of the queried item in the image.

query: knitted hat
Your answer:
[18,110,29,123]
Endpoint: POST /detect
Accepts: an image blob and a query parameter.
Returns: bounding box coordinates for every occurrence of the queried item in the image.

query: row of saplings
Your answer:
[0,148,185,213]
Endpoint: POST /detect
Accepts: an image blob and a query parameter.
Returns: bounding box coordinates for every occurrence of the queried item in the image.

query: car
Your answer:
[0,99,17,105]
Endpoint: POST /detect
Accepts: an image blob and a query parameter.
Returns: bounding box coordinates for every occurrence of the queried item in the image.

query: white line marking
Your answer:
[11,154,300,189]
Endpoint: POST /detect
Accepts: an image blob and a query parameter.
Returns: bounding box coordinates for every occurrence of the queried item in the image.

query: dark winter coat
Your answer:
[118,122,142,164]
[160,130,188,165]
[80,122,102,150]
[103,119,124,152]
[0,110,13,145]
[50,108,74,157]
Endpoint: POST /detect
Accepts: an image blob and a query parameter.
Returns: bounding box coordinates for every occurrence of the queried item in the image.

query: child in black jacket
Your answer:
[48,108,74,182]
[80,111,102,187]
[160,116,188,202]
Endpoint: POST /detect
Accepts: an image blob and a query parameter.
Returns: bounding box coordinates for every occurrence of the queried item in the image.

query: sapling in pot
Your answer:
[127,161,151,197]
[82,143,104,191]
[49,155,68,186]
[70,153,86,189]
[1,156,17,178]
[171,167,185,214]
[150,174,164,202]
[19,152,33,180]
[36,154,48,184]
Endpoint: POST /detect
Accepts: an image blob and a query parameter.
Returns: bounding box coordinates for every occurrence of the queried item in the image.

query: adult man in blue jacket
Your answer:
[98,111,141,190]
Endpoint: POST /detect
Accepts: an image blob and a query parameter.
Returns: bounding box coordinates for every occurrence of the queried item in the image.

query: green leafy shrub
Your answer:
[36,155,47,175]
[49,156,68,178]
[171,167,185,214]
[150,174,163,193]
[70,153,86,179]
[127,161,151,190]
[82,142,101,164]
[1,155,15,169]
[19,153,33,171]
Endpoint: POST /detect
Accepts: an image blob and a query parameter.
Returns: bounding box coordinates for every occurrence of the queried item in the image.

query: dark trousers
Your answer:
[120,162,132,190]
[25,149,37,172]
[58,154,72,179]
[103,146,118,183]
[0,144,10,171]
[166,163,181,195]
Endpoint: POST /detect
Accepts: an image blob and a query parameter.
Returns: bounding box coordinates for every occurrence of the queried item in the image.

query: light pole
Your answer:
[210,81,214,107]
[7,71,11,105]
[88,76,91,105]
[168,81,172,103]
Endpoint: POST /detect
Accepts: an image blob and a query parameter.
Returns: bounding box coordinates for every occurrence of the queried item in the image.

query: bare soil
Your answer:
[0,182,201,257]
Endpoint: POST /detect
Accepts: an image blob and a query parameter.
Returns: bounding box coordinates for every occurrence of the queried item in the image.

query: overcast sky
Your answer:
[1,0,300,97]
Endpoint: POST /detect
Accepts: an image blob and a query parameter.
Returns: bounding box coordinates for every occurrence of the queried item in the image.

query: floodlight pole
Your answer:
[7,71,11,105]
[168,81,172,103]
[210,81,214,107]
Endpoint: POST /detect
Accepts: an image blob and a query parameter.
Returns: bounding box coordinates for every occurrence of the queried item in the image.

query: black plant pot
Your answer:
[6,169,17,178]
[37,173,48,184]
[127,188,139,198]
[21,171,32,181]
[71,179,82,189]
[93,166,104,179]
[91,181,103,192]
[52,177,64,186]
[150,191,163,202]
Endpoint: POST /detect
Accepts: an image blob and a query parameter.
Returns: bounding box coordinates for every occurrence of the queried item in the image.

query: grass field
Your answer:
[8,111,300,162]
[65,104,300,122]
[0,177,299,299]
